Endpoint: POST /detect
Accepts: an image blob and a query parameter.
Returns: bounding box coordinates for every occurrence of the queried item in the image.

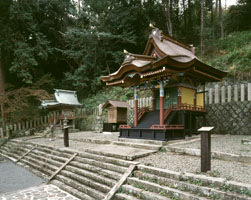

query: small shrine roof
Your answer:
[102,100,129,109]
[41,89,81,109]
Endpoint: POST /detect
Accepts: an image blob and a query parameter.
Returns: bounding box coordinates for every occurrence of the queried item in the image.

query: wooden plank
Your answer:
[201,132,211,172]
[47,152,77,182]
[104,164,136,200]
[15,145,37,163]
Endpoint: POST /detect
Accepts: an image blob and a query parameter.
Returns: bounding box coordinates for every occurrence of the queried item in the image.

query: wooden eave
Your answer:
[101,62,152,82]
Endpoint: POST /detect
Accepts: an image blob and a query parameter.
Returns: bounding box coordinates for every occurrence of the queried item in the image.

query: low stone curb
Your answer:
[164,146,251,164]
[138,164,251,195]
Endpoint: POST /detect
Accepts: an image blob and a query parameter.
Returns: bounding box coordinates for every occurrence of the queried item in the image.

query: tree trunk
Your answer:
[200,0,204,55]
[211,0,215,39]
[0,58,5,130]
[164,0,173,36]
[182,0,187,36]
[216,0,218,15]
[219,0,224,39]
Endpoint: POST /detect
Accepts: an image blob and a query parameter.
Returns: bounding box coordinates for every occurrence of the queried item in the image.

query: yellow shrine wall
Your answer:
[196,93,204,107]
[181,87,194,105]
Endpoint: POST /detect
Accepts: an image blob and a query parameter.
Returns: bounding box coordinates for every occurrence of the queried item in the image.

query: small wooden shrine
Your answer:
[101,25,227,141]
[102,100,129,132]
[41,89,82,128]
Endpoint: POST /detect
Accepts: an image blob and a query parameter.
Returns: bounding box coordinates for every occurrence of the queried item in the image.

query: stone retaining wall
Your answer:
[201,101,251,135]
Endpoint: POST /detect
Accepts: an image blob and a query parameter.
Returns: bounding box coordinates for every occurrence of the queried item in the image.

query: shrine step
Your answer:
[51,151,134,200]
[115,164,251,200]
[118,138,168,146]
[112,141,161,150]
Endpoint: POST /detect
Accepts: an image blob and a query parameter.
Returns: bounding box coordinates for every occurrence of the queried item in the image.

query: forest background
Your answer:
[0,0,250,124]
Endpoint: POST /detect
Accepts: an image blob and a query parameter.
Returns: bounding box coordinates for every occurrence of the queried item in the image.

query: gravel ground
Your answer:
[66,131,120,141]
[136,151,251,184]
[174,135,251,156]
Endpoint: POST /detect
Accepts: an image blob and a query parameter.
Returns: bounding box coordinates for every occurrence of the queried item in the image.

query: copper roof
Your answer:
[102,100,129,109]
[101,27,227,86]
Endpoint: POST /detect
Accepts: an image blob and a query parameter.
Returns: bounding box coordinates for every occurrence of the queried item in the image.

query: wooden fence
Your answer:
[0,111,61,138]
[205,83,251,104]
[127,83,251,107]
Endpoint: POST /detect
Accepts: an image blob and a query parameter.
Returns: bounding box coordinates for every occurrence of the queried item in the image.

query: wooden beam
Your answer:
[104,164,136,200]
[15,145,37,163]
[47,152,77,182]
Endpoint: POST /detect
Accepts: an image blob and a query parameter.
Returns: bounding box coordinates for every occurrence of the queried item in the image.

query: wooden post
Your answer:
[248,83,251,101]
[227,85,231,102]
[64,127,69,147]
[241,84,245,102]
[198,126,214,173]
[234,85,238,102]
[209,88,213,104]
[177,87,181,109]
[221,86,225,103]
[159,81,164,125]
[214,85,219,104]
[134,88,138,127]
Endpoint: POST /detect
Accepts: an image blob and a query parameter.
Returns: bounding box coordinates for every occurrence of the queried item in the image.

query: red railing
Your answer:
[119,125,132,129]
[138,107,150,121]
[180,103,206,112]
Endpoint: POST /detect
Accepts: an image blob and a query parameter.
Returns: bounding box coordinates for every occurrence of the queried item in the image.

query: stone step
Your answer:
[65,165,116,187]
[76,151,135,168]
[127,177,207,200]
[114,193,139,200]
[69,160,121,181]
[52,179,94,200]
[0,151,18,162]
[120,184,171,200]
[55,174,105,200]
[21,155,56,176]
[73,156,127,174]
[134,171,249,200]
[113,141,161,150]
[18,161,49,180]
[30,148,68,164]
[28,151,63,168]
[59,169,111,193]
[86,149,129,160]
[118,138,167,146]
[137,165,251,197]
[35,145,72,159]
[19,158,51,179]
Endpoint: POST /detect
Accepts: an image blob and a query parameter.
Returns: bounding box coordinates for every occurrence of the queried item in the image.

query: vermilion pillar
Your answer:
[177,87,182,109]
[159,81,164,125]
[134,88,138,127]
[152,90,156,111]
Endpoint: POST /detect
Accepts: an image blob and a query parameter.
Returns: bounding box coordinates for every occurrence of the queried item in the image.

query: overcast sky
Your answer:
[227,0,238,6]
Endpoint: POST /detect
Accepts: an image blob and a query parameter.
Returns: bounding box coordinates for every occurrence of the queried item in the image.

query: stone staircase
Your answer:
[1,140,251,200]
[114,165,251,200]
[0,140,135,200]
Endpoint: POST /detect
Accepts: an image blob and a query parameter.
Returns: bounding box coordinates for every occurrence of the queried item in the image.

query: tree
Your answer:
[219,0,224,38]
[201,0,204,54]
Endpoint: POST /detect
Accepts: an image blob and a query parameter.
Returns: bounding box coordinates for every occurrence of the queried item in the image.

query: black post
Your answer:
[64,127,69,147]
[201,131,211,172]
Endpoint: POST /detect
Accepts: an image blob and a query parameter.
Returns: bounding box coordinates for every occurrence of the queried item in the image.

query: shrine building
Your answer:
[101,26,227,141]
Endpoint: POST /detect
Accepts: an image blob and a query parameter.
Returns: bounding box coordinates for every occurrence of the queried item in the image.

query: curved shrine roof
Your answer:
[101,27,227,87]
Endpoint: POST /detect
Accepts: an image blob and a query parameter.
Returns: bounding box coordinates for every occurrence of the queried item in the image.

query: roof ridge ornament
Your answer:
[149,24,163,41]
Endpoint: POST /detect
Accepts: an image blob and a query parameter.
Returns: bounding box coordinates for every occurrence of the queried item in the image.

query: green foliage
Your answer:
[202,30,251,79]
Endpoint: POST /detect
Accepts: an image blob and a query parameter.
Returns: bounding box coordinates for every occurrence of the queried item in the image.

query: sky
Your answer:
[227,0,238,6]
